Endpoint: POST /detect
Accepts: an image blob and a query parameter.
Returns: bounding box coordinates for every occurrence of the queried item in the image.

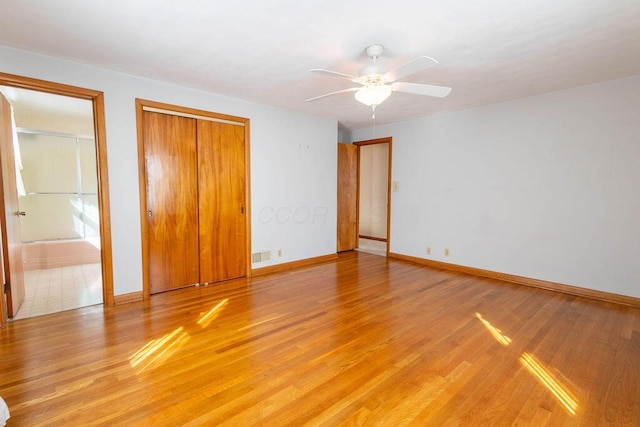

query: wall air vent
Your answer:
[251,251,271,264]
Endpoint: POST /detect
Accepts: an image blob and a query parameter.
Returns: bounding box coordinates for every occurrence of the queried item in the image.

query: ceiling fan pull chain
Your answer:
[372,106,377,138]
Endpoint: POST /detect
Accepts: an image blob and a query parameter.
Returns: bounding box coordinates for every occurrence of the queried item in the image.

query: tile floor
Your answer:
[12,263,103,320]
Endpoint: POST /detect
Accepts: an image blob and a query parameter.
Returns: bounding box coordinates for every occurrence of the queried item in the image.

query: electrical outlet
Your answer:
[426,247,431,256]
[444,248,450,257]
[277,249,282,257]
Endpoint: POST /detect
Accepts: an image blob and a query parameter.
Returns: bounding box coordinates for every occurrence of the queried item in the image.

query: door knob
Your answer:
[17,211,26,216]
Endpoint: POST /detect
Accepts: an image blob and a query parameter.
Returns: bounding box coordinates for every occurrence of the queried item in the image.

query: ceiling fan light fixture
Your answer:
[355,84,392,107]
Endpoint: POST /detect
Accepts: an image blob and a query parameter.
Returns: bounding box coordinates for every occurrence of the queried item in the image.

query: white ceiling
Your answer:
[1,0,639,130]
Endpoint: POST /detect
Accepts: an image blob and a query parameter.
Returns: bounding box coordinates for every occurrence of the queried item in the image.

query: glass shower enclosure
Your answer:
[17,129,101,268]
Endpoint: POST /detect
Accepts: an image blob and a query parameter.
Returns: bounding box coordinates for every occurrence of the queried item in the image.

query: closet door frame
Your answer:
[135,99,251,300]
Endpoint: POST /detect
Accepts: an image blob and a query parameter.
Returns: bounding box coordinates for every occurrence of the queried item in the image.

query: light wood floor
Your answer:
[1,251,638,426]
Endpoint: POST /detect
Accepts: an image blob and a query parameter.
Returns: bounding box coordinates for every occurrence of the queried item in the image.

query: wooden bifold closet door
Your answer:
[143,110,246,294]
[144,112,199,293]
[197,120,246,284]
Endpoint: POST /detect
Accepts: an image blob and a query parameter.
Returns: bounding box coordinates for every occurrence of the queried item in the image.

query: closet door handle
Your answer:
[240,207,244,214]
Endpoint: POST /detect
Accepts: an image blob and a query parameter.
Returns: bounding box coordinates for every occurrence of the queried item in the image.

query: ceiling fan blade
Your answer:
[383,56,439,83]
[391,82,452,98]
[310,69,359,82]
[305,87,360,102]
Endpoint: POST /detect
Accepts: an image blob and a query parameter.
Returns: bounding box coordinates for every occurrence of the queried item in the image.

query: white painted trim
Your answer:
[142,106,245,126]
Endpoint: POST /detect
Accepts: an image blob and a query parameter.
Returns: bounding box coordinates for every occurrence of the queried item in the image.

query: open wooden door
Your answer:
[0,244,5,326]
[337,143,357,252]
[0,92,26,318]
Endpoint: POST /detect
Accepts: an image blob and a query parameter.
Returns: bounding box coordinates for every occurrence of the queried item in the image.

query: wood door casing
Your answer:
[0,72,114,308]
[197,120,246,283]
[354,137,393,256]
[337,143,357,252]
[358,142,389,240]
[144,111,200,293]
[0,93,26,317]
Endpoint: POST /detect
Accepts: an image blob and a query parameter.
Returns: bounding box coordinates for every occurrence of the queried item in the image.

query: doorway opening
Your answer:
[355,137,392,257]
[0,73,113,325]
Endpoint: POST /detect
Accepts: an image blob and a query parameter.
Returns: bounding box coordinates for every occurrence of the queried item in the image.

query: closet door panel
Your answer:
[144,111,200,293]
[197,120,246,283]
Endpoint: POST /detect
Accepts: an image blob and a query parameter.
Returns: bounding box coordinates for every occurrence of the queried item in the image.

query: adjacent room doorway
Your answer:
[354,137,392,256]
[0,73,113,326]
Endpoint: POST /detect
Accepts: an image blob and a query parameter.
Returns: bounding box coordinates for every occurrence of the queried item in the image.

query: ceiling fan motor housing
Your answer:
[359,66,383,80]
[366,44,384,59]
[361,44,385,80]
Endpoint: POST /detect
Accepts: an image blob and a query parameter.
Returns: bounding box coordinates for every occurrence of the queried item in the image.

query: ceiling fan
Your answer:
[305,44,452,114]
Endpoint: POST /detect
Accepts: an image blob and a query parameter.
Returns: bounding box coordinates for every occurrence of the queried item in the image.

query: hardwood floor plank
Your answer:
[1,251,638,425]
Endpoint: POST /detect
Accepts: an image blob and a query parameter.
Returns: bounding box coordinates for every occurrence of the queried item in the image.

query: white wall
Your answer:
[352,74,640,298]
[0,46,337,296]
